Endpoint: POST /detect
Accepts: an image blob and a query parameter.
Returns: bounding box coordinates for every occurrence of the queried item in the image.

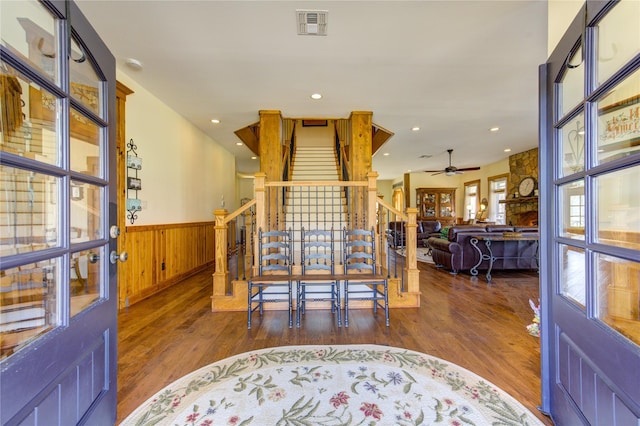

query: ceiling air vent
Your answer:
[297,9,328,36]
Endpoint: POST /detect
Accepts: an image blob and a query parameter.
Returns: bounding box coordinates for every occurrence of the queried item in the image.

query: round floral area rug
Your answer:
[121,345,544,426]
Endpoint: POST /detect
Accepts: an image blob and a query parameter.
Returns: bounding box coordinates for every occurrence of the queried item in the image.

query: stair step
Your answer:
[295,147,334,151]
[292,160,336,165]
[291,176,339,181]
[286,146,345,237]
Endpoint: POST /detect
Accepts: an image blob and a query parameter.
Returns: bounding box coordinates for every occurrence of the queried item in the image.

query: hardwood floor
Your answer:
[117,261,553,425]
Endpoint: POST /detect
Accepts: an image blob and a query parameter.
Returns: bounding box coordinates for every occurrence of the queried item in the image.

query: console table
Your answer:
[469,235,539,282]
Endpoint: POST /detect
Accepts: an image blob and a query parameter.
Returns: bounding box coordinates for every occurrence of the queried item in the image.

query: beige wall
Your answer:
[548,1,583,56]
[407,157,510,220]
[117,71,237,225]
[376,180,393,204]
[295,120,334,147]
[376,2,585,220]
[113,1,585,227]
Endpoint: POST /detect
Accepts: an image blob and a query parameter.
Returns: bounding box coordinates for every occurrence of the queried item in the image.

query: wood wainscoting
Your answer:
[118,221,215,309]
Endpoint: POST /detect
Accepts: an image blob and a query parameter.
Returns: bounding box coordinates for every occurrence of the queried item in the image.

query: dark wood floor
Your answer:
[117,261,553,425]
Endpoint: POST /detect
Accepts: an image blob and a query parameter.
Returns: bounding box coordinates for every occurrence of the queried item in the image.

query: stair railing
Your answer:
[213,200,256,296]
[212,172,420,310]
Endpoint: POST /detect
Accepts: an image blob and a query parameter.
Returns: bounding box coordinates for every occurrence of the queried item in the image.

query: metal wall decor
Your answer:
[126,138,142,224]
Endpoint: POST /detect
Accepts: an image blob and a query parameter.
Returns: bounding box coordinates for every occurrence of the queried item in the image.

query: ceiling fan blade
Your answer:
[431,172,444,176]
[423,169,444,173]
[455,166,481,171]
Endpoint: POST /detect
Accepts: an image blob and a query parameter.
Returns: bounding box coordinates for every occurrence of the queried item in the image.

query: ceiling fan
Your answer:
[423,149,481,176]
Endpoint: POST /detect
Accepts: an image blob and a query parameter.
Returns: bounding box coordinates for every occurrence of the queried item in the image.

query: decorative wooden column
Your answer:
[367,171,378,230]
[212,209,229,302]
[116,81,133,310]
[405,207,420,293]
[404,173,411,215]
[258,110,282,231]
[253,173,267,273]
[349,111,373,228]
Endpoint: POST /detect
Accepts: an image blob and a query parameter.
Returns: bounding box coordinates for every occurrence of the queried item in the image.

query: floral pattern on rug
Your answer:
[121,345,544,426]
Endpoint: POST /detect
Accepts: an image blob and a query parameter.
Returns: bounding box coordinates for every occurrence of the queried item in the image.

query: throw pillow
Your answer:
[440,227,449,239]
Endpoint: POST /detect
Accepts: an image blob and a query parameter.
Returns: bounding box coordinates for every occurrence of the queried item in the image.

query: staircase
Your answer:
[211,147,423,312]
[285,146,346,260]
[290,146,340,181]
[286,146,346,227]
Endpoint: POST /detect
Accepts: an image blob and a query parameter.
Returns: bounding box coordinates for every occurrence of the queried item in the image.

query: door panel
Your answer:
[0,1,117,424]
[542,1,640,424]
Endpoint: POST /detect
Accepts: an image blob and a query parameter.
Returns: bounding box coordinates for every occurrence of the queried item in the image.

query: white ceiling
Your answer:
[76,0,549,181]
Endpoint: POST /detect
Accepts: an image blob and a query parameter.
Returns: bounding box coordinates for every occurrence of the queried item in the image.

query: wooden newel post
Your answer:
[367,171,381,267]
[213,209,229,298]
[405,207,420,293]
[243,209,253,277]
[366,171,378,231]
[254,172,267,275]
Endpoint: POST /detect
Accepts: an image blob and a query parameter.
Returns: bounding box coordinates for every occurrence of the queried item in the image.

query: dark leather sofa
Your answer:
[387,220,442,249]
[427,224,538,274]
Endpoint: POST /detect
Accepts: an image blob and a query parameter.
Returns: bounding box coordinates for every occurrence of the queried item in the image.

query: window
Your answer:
[488,175,508,224]
[463,180,480,221]
[569,194,585,227]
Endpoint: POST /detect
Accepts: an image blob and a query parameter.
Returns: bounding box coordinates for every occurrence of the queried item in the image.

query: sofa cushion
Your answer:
[485,225,515,233]
[440,226,450,239]
[418,220,441,234]
[514,226,539,233]
[448,225,487,241]
[428,225,539,274]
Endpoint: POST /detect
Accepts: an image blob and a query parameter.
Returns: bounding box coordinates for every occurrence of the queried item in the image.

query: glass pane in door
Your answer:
[0,0,58,82]
[70,246,103,317]
[596,67,640,165]
[0,165,60,252]
[596,254,640,345]
[597,0,640,85]
[559,46,584,117]
[559,112,585,177]
[0,256,60,360]
[558,179,585,239]
[70,108,101,176]
[596,166,640,250]
[70,35,104,118]
[559,243,586,308]
[70,182,103,242]
[0,63,59,165]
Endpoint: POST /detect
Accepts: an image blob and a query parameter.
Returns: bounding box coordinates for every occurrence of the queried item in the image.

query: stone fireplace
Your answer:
[504,148,539,226]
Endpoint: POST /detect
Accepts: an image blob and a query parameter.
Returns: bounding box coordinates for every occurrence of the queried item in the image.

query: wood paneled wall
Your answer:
[119,222,215,309]
[115,83,215,310]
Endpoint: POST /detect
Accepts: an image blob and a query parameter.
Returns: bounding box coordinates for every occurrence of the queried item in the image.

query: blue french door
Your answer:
[0,0,118,424]
[540,0,640,424]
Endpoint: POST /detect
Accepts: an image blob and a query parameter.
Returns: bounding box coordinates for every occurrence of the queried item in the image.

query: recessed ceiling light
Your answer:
[251,156,257,160]
[310,93,322,100]
[211,119,220,124]
[236,142,243,146]
[411,127,420,132]
[490,127,500,132]
[383,152,390,156]
[407,169,412,173]
[504,148,511,152]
